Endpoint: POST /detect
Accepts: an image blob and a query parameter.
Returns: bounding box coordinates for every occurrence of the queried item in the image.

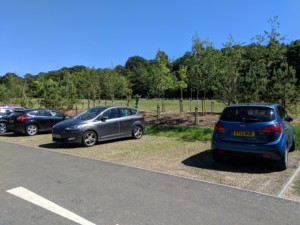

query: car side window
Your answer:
[130,108,137,115]
[50,110,64,117]
[119,108,131,117]
[276,107,285,120]
[28,111,38,116]
[102,108,119,119]
[44,111,53,117]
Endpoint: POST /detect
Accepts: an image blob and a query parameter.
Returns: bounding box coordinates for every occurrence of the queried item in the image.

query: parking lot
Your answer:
[1,132,300,200]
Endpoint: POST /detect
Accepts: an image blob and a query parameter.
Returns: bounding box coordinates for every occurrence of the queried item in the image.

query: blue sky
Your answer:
[1,0,299,76]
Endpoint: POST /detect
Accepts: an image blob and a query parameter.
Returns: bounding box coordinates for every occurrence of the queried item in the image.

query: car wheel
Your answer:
[82,131,97,147]
[277,145,288,171]
[0,122,7,133]
[289,136,295,152]
[212,150,225,163]
[26,124,38,136]
[132,126,143,139]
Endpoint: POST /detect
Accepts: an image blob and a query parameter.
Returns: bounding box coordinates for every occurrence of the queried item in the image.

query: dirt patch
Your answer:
[143,111,219,128]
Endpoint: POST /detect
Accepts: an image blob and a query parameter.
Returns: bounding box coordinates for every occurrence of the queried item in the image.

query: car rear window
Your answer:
[220,107,275,122]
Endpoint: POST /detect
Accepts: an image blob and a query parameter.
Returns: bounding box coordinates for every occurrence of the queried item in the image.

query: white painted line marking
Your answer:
[6,187,96,225]
[278,166,300,197]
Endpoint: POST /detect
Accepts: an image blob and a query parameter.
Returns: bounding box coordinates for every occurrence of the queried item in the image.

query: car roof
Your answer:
[89,106,138,110]
[225,103,280,108]
[0,106,24,109]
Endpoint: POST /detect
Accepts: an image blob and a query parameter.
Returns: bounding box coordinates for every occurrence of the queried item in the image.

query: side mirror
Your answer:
[101,116,108,122]
[286,116,293,122]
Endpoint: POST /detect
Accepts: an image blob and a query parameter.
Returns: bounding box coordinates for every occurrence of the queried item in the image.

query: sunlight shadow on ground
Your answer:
[182,149,277,174]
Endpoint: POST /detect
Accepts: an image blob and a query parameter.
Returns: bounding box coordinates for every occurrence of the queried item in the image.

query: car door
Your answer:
[277,106,293,148]
[119,107,135,136]
[34,110,51,131]
[96,108,120,140]
[48,110,66,127]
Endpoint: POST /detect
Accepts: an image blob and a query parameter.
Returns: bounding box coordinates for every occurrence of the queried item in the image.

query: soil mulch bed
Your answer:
[143,111,219,128]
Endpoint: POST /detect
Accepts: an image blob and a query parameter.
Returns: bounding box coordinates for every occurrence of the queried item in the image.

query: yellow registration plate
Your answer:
[233,131,255,137]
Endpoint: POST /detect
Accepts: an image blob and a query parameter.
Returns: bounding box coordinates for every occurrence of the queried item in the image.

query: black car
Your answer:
[52,106,145,147]
[7,108,70,136]
[0,106,24,133]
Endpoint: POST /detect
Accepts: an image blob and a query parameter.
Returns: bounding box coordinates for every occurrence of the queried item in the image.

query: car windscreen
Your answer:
[74,108,106,121]
[220,107,275,122]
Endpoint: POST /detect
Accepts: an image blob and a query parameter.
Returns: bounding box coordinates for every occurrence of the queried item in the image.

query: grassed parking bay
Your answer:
[1,133,300,199]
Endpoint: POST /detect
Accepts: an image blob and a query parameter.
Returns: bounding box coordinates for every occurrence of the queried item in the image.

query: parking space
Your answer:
[1,133,300,198]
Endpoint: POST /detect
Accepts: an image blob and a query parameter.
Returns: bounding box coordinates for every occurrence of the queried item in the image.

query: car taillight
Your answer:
[262,123,283,133]
[17,115,31,122]
[214,122,225,131]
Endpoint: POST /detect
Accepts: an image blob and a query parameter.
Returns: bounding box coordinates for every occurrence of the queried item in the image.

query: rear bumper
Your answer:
[211,137,285,160]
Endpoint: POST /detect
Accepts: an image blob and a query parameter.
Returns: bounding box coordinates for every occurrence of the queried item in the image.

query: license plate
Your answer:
[233,131,255,137]
[53,134,61,138]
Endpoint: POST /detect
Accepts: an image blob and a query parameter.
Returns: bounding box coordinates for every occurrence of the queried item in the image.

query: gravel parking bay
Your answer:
[1,132,300,198]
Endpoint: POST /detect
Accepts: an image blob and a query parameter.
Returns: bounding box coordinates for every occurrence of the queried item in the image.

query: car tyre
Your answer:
[0,122,7,133]
[26,124,38,136]
[277,145,288,171]
[82,131,97,147]
[289,137,295,152]
[212,150,225,163]
[132,126,143,139]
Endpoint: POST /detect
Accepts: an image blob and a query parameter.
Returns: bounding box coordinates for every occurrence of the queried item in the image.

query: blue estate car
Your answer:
[211,104,295,170]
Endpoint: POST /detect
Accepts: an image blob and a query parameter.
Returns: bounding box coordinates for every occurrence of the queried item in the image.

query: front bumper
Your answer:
[52,130,82,144]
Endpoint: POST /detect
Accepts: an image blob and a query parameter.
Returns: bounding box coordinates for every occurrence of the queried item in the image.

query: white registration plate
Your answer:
[53,134,61,138]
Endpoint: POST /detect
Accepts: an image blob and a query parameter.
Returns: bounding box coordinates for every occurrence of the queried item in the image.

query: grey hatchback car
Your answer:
[52,106,145,147]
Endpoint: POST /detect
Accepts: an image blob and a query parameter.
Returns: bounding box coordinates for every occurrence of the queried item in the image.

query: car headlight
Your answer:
[65,125,82,131]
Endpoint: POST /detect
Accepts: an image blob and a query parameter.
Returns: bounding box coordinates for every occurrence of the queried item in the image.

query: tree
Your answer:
[125,56,151,97]
[213,35,244,105]
[83,68,101,108]
[269,65,298,107]
[60,73,79,110]
[287,40,300,85]
[40,79,64,110]
[188,34,220,113]
[148,50,177,102]
[0,73,24,101]
[101,67,131,101]
[177,65,188,112]
[0,84,10,104]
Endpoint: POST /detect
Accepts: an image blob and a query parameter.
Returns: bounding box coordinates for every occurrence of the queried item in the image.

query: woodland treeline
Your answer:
[0,17,299,110]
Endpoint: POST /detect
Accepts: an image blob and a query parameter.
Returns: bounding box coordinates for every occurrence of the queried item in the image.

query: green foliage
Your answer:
[0,84,10,104]
[213,36,244,105]
[269,66,298,107]
[146,124,213,141]
[148,49,177,99]
[294,124,300,150]
[17,97,34,108]
[40,79,64,110]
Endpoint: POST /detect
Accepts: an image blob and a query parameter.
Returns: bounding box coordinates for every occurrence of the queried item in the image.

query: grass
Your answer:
[72,98,226,114]
[146,124,213,141]
[294,175,300,196]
